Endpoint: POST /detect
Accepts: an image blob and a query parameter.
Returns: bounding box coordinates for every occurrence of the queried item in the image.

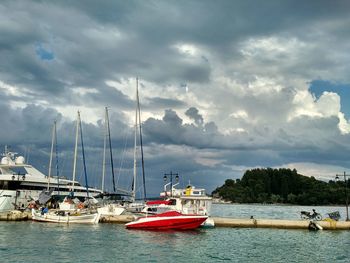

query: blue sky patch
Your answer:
[35,43,54,60]
[310,80,350,118]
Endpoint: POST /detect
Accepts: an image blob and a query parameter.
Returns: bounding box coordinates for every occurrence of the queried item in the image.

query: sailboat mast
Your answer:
[102,108,107,193]
[132,87,138,202]
[54,122,60,196]
[72,111,80,192]
[47,121,56,190]
[106,108,116,192]
[136,78,146,200]
[79,112,90,199]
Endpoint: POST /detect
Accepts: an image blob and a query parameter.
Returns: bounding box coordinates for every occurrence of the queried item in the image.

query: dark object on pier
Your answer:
[308,221,321,231]
[300,209,322,221]
[326,211,341,221]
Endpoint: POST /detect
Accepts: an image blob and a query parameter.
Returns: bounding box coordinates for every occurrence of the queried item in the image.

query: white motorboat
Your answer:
[125,210,208,230]
[141,184,215,227]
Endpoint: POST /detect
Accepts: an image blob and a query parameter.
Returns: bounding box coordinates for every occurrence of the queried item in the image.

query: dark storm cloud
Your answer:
[0,102,61,146]
[143,108,350,169]
[185,107,204,126]
[145,97,187,110]
[1,0,350,193]
[1,0,349,105]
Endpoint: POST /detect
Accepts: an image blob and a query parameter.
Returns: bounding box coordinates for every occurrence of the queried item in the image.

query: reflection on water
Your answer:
[127,228,204,246]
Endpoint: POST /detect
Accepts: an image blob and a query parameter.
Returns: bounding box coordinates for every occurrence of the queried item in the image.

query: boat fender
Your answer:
[308,221,322,231]
[315,222,323,230]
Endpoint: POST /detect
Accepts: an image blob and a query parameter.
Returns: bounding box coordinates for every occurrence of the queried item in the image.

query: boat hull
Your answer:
[97,204,125,216]
[125,212,207,230]
[31,209,100,224]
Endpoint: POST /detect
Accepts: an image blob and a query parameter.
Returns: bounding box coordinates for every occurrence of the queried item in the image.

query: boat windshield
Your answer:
[1,167,27,175]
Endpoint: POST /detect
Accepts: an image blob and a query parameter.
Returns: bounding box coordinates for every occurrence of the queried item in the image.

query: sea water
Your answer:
[1,204,349,263]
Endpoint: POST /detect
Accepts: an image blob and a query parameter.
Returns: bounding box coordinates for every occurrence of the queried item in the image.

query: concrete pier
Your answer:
[1,211,350,230]
[99,214,136,223]
[211,217,350,230]
[0,210,31,221]
[100,215,350,230]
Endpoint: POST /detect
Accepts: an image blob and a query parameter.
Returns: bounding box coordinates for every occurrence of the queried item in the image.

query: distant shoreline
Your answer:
[212,201,346,207]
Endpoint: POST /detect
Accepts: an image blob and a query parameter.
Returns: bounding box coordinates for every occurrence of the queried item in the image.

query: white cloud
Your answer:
[173,43,199,56]
[72,87,99,96]
[338,112,350,134]
[230,110,248,119]
[0,80,25,97]
[247,76,284,95]
[240,36,306,58]
[282,162,348,181]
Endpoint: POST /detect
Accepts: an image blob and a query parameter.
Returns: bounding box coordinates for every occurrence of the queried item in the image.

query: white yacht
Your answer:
[0,149,102,212]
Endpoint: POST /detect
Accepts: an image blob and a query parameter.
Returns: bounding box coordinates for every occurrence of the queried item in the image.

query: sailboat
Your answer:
[59,111,88,211]
[32,112,100,224]
[97,107,125,217]
[125,78,147,213]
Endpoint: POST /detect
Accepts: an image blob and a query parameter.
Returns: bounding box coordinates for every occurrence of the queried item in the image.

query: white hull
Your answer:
[125,202,145,213]
[97,204,125,216]
[201,217,215,228]
[31,209,100,224]
[125,211,208,230]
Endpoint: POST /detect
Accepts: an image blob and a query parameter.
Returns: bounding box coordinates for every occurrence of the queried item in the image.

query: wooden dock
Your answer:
[1,211,350,230]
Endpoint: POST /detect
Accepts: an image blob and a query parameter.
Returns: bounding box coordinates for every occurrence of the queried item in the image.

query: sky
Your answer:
[1,0,350,197]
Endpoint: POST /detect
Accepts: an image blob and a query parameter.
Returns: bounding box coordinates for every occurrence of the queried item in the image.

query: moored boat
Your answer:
[125,210,207,230]
[141,184,215,227]
[0,147,102,213]
[97,203,125,216]
[31,208,100,224]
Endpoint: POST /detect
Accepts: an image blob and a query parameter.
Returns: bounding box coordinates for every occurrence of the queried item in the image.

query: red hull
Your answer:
[125,211,207,230]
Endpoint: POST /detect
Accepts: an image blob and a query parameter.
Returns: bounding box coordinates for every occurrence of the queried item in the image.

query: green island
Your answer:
[212,168,348,205]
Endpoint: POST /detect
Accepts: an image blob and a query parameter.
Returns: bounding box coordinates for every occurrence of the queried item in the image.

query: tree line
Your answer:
[212,168,349,205]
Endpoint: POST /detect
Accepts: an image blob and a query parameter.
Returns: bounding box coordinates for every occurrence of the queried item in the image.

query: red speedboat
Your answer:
[125,210,208,230]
